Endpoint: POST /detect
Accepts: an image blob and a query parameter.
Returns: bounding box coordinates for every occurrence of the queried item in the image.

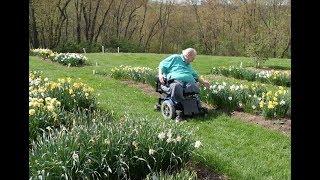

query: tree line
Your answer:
[29,0,290,58]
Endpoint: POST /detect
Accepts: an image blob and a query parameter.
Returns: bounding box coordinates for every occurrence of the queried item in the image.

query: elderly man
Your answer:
[158,48,210,121]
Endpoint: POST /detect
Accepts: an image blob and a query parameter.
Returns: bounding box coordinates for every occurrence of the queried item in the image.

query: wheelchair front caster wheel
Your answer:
[161,100,176,120]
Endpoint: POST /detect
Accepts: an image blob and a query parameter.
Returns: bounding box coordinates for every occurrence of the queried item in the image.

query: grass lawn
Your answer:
[29,53,291,179]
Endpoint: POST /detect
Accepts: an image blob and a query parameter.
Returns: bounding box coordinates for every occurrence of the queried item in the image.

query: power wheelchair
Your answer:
[154,76,208,120]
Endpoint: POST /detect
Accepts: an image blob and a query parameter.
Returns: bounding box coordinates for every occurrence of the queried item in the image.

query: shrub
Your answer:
[107,38,143,53]
[30,117,200,179]
[52,53,88,67]
[53,41,102,53]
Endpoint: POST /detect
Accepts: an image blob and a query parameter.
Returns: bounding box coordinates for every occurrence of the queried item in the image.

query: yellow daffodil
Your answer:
[29,109,36,116]
[47,105,55,112]
[259,101,264,108]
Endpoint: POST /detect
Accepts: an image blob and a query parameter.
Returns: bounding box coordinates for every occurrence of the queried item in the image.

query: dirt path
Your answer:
[187,161,229,180]
[231,111,291,136]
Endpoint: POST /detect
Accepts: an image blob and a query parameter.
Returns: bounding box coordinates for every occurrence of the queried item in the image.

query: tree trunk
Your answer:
[89,0,102,43]
[139,2,148,47]
[124,4,142,39]
[281,38,290,58]
[30,3,39,48]
[94,0,115,43]
[75,0,83,43]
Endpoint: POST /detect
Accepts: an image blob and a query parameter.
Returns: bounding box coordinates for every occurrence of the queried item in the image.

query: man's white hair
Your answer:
[182,48,197,56]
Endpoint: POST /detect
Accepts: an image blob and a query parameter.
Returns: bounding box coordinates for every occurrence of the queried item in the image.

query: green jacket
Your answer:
[159,54,198,83]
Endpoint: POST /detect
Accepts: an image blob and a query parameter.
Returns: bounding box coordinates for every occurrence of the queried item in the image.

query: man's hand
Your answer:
[159,74,165,84]
[202,81,210,89]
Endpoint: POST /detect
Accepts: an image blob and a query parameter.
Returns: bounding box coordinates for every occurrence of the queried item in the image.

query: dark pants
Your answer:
[169,80,200,103]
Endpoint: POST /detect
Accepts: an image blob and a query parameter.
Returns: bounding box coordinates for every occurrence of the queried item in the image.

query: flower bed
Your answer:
[52,53,88,66]
[211,66,291,87]
[30,49,88,66]
[110,65,157,87]
[29,71,97,140]
[200,81,291,118]
[30,48,55,60]
[30,117,200,179]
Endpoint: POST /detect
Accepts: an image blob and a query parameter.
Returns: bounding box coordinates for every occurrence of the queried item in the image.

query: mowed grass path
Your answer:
[29,53,291,180]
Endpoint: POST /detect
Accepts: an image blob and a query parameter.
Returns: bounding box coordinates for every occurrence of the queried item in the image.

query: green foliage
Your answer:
[181,39,197,50]
[53,41,102,53]
[30,117,198,179]
[107,38,144,53]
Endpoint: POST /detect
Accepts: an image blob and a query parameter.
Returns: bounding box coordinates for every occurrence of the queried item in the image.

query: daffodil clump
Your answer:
[211,66,256,81]
[46,78,96,111]
[30,117,200,179]
[256,70,291,87]
[30,48,56,60]
[200,81,290,118]
[256,87,291,118]
[201,81,266,112]
[29,71,96,111]
[29,97,63,140]
[29,71,97,140]
[211,66,291,87]
[110,65,157,87]
[53,53,88,66]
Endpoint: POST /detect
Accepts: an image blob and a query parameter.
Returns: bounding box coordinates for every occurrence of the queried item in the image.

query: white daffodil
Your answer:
[176,135,182,142]
[149,149,156,155]
[194,141,202,148]
[72,152,79,162]
[280,100,286,105]
[158,132,166,140]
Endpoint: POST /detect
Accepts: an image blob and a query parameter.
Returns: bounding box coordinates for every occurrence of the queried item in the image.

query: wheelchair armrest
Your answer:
[155,75,174,93]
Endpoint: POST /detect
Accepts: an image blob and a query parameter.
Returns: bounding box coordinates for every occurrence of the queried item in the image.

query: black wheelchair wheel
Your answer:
[161,100,176,120]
